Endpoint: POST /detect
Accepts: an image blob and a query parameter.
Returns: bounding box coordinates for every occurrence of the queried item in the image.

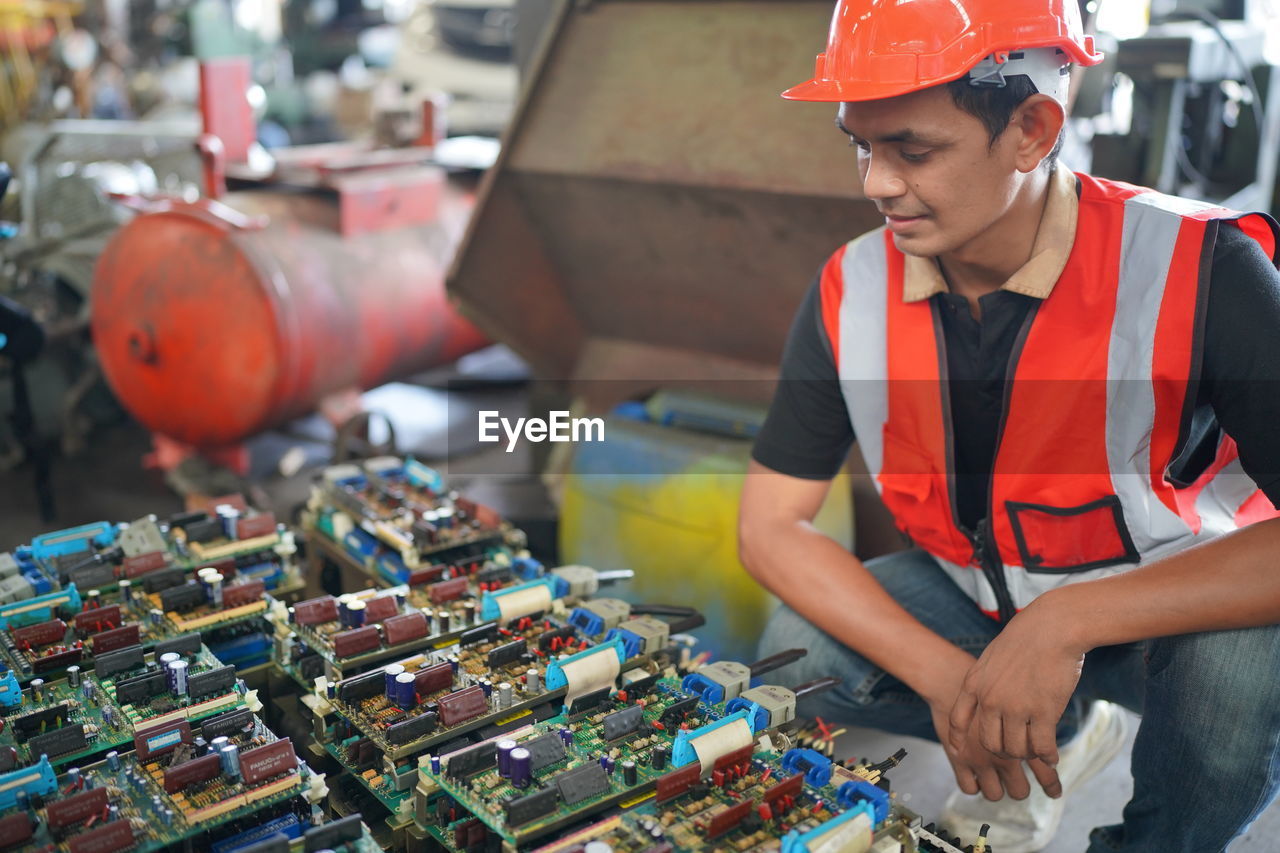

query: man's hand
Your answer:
[925,645,1061,801]
[947,598,1086,774]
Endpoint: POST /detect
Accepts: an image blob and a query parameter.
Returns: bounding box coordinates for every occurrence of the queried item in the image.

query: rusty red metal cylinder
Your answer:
[91,185,489,447]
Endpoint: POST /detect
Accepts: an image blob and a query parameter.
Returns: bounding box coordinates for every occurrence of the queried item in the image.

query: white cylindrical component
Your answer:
[808,812,873,853]
[496,585,553,623]
[689,717,753,774]
[559,647,621,707]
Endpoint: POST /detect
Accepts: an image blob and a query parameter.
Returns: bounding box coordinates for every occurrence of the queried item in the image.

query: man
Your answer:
[739,1,1280,850]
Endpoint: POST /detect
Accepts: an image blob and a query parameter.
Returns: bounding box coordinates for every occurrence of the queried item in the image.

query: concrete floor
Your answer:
[2,370,1278,851]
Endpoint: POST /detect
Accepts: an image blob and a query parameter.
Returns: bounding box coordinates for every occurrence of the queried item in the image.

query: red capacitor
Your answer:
[47,787,109,829]
[13,619,66,648]
[407,565,447,586]
[235,513,276,540]
[413,661,454,696]
[91,625,140,655]
[163,753,222,793]
[383,612,429,646]
[123,551,168,578]
[91,186,488,447]
[712,744,754,775]
[427,577,468,605]
[74,606,122,634]
[0,813,33,848]
[223,580,266,609]
[362,595,399,623]
[763,773,804,807]
[332,626,381,658]
[68,819,134,853]
[293,596,339,625]
[240,738,297,785]
[436,685,487,727]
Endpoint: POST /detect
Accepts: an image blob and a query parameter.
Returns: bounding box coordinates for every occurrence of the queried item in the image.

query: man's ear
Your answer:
[1012,94,1066,172]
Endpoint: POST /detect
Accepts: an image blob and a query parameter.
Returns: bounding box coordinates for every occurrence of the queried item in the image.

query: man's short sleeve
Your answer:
[750,271,856,479]
[1202,222,1280,508]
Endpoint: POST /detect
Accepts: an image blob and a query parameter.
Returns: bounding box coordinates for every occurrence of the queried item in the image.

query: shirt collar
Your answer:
[901,164,1080,303]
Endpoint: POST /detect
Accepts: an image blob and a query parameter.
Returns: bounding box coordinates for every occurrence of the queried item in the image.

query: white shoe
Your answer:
[939,700,1129,853]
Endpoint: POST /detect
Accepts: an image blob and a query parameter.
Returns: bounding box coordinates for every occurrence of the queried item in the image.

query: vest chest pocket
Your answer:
[1006,495,1141,573]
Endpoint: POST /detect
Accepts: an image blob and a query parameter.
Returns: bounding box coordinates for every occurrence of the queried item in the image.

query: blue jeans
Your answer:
[757,548,1280,852]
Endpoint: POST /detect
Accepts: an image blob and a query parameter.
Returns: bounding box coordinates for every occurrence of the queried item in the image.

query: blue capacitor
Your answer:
[384,665,406,700]
[106,751,120,772]
[118,580,133,603]
[168,660,188,696]
[509,747,532,789]
[348,600,367,628]
[220,743,240,778]
[394,672,416,710]
[430,755,441,774]
[559,728,572,746]
[496,740,517,778]
[599,756,612,773]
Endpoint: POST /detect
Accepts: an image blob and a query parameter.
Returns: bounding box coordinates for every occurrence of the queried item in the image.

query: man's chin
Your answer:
[889,231,941,258]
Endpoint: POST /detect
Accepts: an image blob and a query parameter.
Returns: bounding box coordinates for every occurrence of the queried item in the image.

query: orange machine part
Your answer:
[91,190,488,447]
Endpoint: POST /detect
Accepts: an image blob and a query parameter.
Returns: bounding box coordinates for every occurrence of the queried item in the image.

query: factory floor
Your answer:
[1,361,1278,850]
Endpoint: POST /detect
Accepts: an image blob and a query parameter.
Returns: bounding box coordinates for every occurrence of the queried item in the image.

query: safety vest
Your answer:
[825,172,1280,620]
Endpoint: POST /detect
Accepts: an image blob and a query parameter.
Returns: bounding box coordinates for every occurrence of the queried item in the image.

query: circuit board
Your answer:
[0,641,249,768]
[414,676,986,853]
[0,711,324,853]
[304,457,527,586]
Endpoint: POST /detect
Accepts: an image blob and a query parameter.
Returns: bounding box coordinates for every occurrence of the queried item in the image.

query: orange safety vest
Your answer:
[823,172,1280,620]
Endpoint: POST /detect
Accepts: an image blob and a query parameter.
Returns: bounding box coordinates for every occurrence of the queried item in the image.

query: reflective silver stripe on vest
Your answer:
[1196,457,1260,531]
[1107,192,1203,553]
[837,229,890,484]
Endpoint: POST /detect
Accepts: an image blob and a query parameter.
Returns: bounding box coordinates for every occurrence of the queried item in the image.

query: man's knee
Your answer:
[757,604,879,702]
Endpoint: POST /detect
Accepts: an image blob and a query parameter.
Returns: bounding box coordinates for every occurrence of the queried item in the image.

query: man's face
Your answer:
[837,86,1024,258]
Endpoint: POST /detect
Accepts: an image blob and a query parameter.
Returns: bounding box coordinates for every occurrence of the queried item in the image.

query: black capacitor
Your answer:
[651,746,668,770]
[621,759,637,786]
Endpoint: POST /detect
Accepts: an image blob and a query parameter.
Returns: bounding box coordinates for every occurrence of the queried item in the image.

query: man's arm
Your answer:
[740,461,1061,800]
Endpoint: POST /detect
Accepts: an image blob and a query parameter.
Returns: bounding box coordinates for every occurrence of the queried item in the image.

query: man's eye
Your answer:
[901,149,930,162]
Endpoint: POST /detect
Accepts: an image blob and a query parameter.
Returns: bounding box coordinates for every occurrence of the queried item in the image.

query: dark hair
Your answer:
[944,75,1065,167]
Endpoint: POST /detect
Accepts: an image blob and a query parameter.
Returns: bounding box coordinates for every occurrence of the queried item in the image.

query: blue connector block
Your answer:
[479,578,558,622]
[212,814,306,853]
[343,527,380,560]
[406,457,445,493]
[605,626,646,660]
[0,756,57,809]
[568,607,606,637]
[0,584,81,630]
[680,673,727,705]
[544,639,626,693]
[671,711,752,770]
[780,803,875,853]
[780,748,833,788]
[836,778,890,827]
[209,632,271,670]
[31,522,116,560]
[724,697,770,734]
[512,557,545,580]
[0,669,22,708]
[549,575,571,599]
[375,552,410,585]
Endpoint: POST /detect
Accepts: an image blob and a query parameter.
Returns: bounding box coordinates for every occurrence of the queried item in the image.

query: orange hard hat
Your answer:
[783,0,1104,103]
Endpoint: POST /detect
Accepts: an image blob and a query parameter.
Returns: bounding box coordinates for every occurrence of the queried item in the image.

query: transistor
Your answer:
[68,563,116,592]
[602,705,644,742]
[486,639,527,670]
[32,648,82,673]
[201,707,253,740]
[114,669,167,706]
[446,741,497,779]
[461,624,499,647]
[240,738,297,785]
[93,644,145,678]
[143,567,186,594]
[568,687,612,718]
[14,703,68,738]
[554,762,611,806]
[387,712,438,745]
[188,665,237,699]
[338,670,385,703]
[521,733,566,773]
[182,518,224,544]
[154,634,202,659]
[660,696,699,725]
[27,724,86,758]
[161,582,207,613]
[504,785,558,827]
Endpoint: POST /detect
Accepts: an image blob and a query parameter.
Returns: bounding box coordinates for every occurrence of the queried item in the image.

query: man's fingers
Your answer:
[1028,720,1060,767]
[978,710,1004,756]
[950,760,979,796]
[975,766,1004,802]
[995,758,1030,801]
[1028,758,1063,799]
[1000,714,1031,760]
[948,691,979,751]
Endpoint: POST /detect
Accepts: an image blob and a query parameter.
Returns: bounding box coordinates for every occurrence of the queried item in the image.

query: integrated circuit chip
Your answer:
[93,644,144,678]
[602,705,644,741]
[437,685,488,727]
[240,738,297,785]
[387,712,437,745]
[522,732,566,773]
[504,786,558,827]
[188,665,237,699]
[553,762,610,806]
